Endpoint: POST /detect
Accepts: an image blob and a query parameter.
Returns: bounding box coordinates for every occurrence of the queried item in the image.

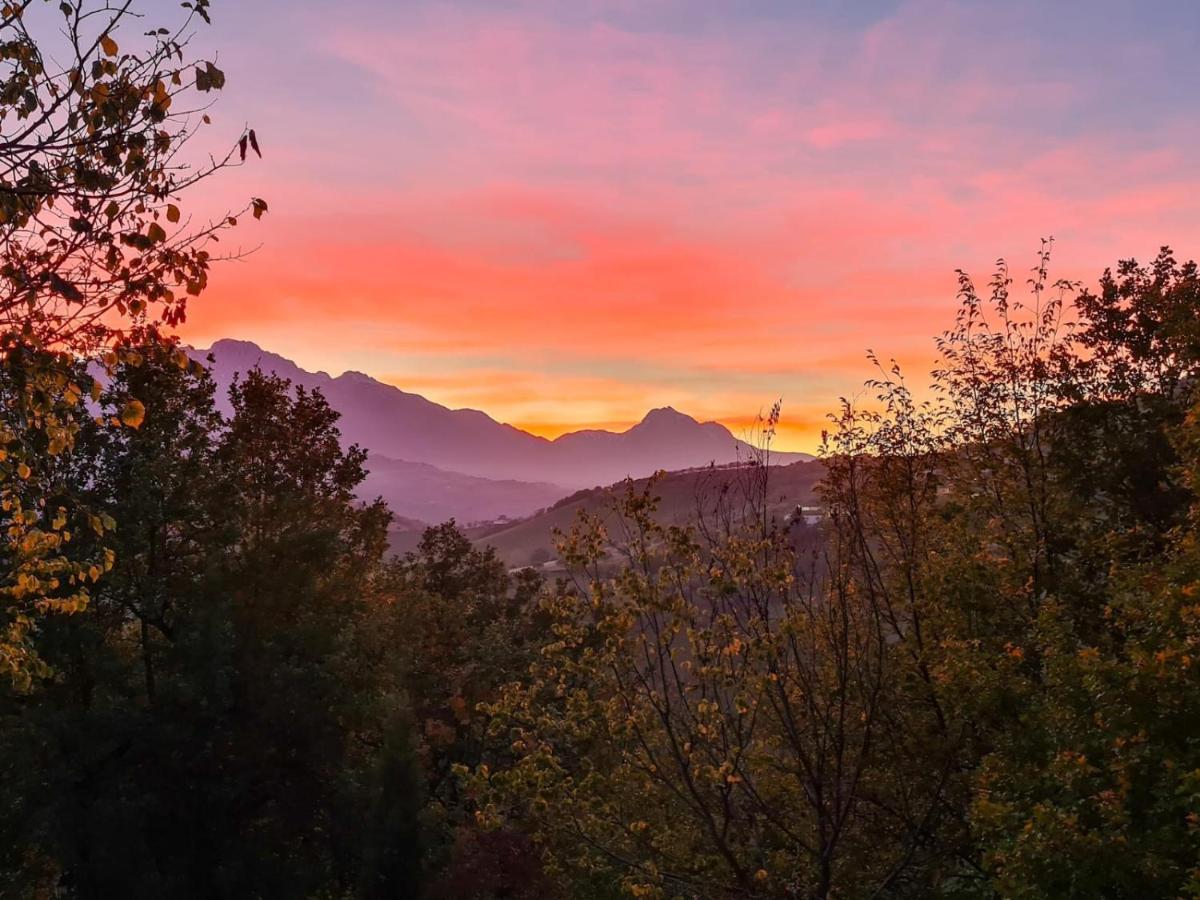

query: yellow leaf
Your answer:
[16,463,30,479]
[100,34,118,57]
[120,400,146,429]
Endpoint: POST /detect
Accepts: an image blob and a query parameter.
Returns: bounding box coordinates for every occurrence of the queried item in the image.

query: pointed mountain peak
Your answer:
[197,339,334,382]
[208,337,264,353]
[202,338,281,367]
[638,406,696,426]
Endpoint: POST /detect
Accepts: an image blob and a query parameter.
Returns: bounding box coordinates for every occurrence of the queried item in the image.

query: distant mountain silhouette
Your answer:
[193,338,813,490]
[361,455,566,525]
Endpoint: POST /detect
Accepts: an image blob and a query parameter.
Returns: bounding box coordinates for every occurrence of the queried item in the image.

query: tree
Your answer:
[381,521,550,895]
[0,0,263,685]
[0,355,424,898]
[822,242,1200,898]
[0,341,227,895]
[179,367,408,897]
[475,465,925,899]
[1,0,263,344]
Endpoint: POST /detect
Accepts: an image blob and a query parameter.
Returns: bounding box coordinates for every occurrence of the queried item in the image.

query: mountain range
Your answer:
[193,339,813,524]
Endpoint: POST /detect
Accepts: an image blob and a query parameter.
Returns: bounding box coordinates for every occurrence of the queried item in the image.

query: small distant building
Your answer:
[784,505,825,526]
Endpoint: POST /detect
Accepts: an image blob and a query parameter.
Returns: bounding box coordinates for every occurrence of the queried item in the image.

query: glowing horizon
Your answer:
[178,0,1200,453]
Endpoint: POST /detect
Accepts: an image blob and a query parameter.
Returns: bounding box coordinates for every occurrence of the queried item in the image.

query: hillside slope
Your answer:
[470,460,826,567]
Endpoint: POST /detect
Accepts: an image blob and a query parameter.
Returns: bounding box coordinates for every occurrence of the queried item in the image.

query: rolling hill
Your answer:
[467,459,826,568]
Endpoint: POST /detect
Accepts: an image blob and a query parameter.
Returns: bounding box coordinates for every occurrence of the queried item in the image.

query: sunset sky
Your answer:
[180,0,1200,452]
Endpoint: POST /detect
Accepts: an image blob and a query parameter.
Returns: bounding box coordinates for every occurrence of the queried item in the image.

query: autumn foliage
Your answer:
[469,244,1200,899]
[1,0,262,683]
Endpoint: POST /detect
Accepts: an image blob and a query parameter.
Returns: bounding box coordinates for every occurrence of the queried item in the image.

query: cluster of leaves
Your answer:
[0,0,263,685]
[1,0,262,343]
[0,340,107,686]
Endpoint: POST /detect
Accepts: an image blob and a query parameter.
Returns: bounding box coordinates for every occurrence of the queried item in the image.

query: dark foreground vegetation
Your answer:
[5,2,1200,898]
